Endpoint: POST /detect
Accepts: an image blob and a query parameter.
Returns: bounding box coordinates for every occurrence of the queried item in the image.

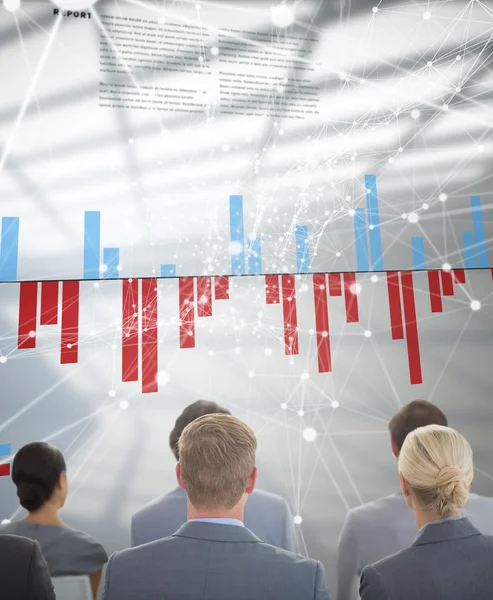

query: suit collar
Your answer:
[173,520,262,543]
[413,517,481,546]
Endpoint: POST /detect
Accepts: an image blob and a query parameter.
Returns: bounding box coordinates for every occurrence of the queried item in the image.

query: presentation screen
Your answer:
[0,0,492,591]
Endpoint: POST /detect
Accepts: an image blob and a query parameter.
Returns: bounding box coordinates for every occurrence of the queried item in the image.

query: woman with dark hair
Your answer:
[0,442,108,599]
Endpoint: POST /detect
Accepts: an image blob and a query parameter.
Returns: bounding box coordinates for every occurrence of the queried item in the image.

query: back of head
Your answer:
[169,400,231,461]
[399,424,473,517]
[178,413,256,511]
[389,400,448,453]
[12,442,66,512]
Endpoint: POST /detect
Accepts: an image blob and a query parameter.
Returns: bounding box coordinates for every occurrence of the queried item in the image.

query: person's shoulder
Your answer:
[345,493,405,526]
[59,527,108,559]
[254,542,321,573]
[250,489,290,510]
[109,536,178,568]
[132,489,182,521]
[0,533,36,552]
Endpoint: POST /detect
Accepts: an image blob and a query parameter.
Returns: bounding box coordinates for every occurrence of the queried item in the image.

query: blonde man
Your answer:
[103,414,330,600]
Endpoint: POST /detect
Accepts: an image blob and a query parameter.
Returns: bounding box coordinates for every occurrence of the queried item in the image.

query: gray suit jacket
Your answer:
[337,492,493,600]
[360,518,493,600]
[131,486,296,551]
[104,521,330,600]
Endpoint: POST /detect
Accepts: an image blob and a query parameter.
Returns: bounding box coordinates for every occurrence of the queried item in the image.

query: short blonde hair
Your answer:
[399,424,473,517]
[178,413,257,510]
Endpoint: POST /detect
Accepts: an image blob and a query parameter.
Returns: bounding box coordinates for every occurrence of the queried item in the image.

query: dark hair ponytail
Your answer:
[12,443,66,512]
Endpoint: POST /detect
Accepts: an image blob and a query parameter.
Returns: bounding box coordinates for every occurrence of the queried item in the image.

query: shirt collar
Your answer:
[190,518,244,527]
[418,514,463,533]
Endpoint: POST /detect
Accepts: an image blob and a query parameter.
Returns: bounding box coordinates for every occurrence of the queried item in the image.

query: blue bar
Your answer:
[462,232,477,268]
[365,174,384,270]
[353,208,369,271]
[247,237,262,275]
[160,264,176,277]
[411,237,426,270]
[0,444,11,455]
[229,195,245,275]
[83,211,101,279]
[470,196,488,268]
[103,248,119,279]
[295,225,310,273]
[0,217,19,281]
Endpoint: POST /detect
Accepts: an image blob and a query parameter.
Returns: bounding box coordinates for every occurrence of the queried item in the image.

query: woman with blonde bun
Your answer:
[360,424,493,600]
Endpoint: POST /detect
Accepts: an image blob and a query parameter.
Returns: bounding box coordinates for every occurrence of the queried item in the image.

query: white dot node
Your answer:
[230,241,243,256]
[298,409,305,417]
[388,157,394,164]
[301,372,310,380]
[371,275,379,283]
[281,403,288,410]
[348,208,356,217]
[423,11,431,19]
[1,519,11,525]
[408,212,419,223]
[303,428,317,442]
[350,283,362,295]
[111,344,117,351]
[128,138,134,145]
[271,4,295,27]
[119,400,129,410]
[364,330,372,338]
[477,144,484,153]
[411,109,420,119]
[402,213,408,219]
[248,371,255,378]
[67,344,72,349]
[0,356,6,364]
[332,400,340,408]
[321,331,328,338]
[211,46,219,56]
[198,56,204,63]
[3,0,20,10]
[422,203,429,210]
[398,147,403,153]
[442,263,451,272]
[427,61,433,67]
[264,348,272,356]
[93,282,99,288]
[336,251,341,257]
[439,193,448,202]
[441,104,449,111]
[157,371,170,385]
[456,55,462,61]
[456,87,461,93]
[28,330,35,338]
[470,300,481,311]
[109,389,116,397]
[372,6,378,12]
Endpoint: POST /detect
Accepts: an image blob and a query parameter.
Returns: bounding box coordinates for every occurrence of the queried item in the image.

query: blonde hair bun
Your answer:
[398,424,473,517]
[435,466,469,507]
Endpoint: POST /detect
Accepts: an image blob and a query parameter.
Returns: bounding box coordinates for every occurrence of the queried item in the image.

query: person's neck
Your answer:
[187,502,244,523]
[414,508,461,530]
[23,504,64,527]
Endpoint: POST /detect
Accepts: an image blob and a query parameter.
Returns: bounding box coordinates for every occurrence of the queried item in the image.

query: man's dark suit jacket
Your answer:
[0,534,55,600]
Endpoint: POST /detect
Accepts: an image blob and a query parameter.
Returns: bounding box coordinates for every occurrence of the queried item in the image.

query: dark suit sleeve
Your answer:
[314,560,331,600]
[27,541,55,600]
[102,552,115,600]
[359,565,391,600]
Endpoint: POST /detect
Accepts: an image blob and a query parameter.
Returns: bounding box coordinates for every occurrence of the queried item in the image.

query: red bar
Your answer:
[328,273,342,296]
[18,281,38,349]
[265,274,280,304]
[122,279,139,383]
[281,275,299,355]
[180,277,195,349]
[386,272,404,340]
[141,279,158,394]
[400,271,422,385]
[453,270,466,285]
[427,271,443,313]
[440,269,454,296]
[313,274,331,373]
[197,277,212,318]
[214,276,229,300]
[60,281,79,365]
[40,281,58,325]
[0,464,10,477]
[343,273,359,323]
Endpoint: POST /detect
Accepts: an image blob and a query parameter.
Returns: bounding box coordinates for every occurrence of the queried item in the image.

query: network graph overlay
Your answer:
[0,175,490,281]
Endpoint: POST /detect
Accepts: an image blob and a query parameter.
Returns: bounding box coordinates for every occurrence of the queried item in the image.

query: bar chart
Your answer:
[0,174,490,282]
